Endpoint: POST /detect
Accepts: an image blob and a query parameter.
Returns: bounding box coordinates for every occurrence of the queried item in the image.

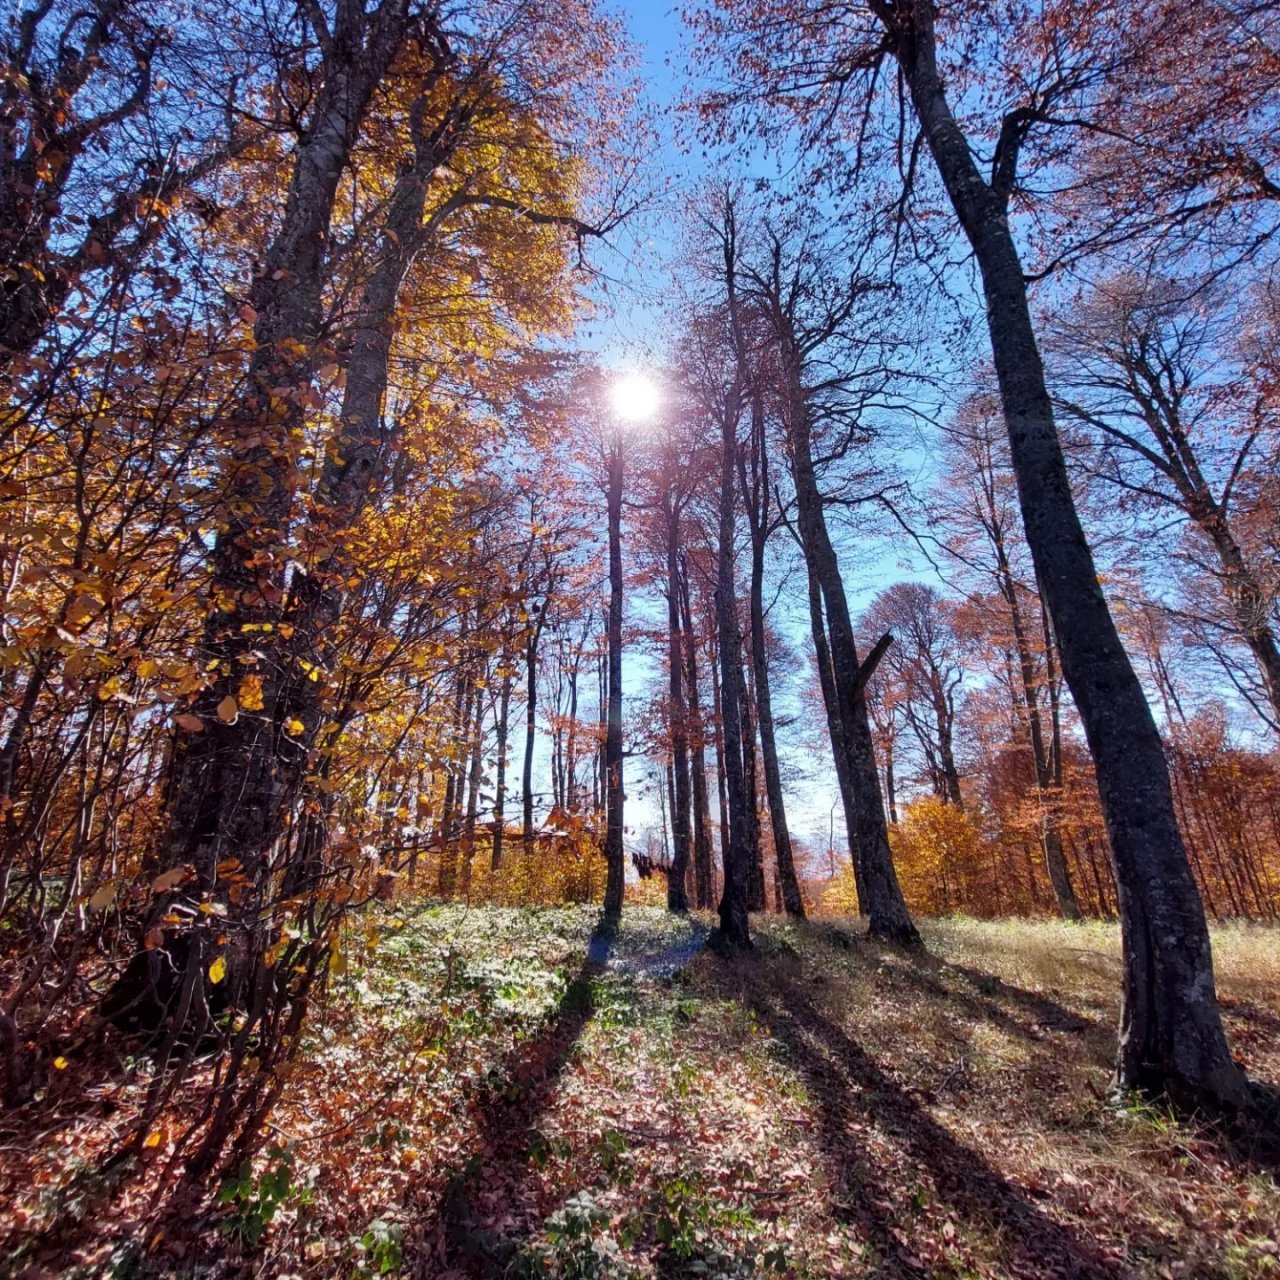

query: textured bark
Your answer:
[888,0,1243,1105]
[125,2,418,1035]
[603,437,626,919]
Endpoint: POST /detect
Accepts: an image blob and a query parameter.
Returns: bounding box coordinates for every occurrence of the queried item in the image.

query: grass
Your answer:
[4,908,1278,1278]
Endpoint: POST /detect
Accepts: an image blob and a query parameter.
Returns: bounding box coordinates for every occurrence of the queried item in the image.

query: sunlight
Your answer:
[608,371,661,423]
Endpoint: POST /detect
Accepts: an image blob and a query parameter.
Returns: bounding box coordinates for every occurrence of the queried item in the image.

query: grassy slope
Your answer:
[8,908,1280,1278]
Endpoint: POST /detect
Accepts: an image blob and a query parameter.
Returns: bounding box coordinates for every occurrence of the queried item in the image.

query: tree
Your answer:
[863,582,965,810]
[935,397,1082,918]
[692,0,1245,1105]
[737,210,917,944]
[1049,276,1280,733]
[740,382,805,916]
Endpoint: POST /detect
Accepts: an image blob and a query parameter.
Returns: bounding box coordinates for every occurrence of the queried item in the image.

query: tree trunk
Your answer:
[523,604,548,856]
[787,371,917,945]
[491,650,514,870]
[681,560,715,909]
[603,436,626,918]
[804,555,866,913]
[892,0,1243,1106]
[737,651,766,911]
[741,413,805,915]
[714,396,752,947]
[664,497,693,911]
[129,1,417,1032]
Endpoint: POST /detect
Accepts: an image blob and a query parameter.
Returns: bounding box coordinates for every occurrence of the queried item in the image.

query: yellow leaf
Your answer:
[208,955,227,985]
[284,718,304,736]
[237,674,264,712]
[216,695,238,724]
[138,658,160,679]
[53,1056,68,1070]
[143,1130,163,1149]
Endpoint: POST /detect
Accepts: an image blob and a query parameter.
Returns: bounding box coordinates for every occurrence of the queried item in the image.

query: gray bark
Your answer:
[887,0,1244,1105]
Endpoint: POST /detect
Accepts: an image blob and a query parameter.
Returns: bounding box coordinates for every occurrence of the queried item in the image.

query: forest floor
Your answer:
[5,907,1280,1279]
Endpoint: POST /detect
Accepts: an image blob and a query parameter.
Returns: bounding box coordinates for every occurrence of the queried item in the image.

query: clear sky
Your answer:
[552,5,950,864]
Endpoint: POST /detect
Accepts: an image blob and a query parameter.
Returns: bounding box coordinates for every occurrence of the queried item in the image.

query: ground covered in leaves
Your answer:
[4,907,1280,1278]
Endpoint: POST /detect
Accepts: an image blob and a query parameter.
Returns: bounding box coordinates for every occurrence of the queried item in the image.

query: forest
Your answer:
[1,0,1279,1276]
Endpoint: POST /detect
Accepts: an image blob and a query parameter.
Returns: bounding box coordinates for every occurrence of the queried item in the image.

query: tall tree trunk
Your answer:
[603,436,626,918]
[933,686,964,809]
[714,398,753,944]
[681,561,715,909]
[972,432,1081,918]
[710,631,731,900]
[890,0,1243,1105]
[566,660,580,811]
[664,496,693,911]
[746,530,805,916]
[786,370,917,944]
[491,648,514,871]
[804,555,866,913]
[522,601,549,855]
[737,651,766,911]
[133,0,418,1030]
[461,662,487,896]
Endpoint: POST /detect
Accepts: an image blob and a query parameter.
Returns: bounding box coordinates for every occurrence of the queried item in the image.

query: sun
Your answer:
[609,371,661,423]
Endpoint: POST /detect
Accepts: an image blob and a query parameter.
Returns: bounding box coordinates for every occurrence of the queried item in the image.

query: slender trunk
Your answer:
[664,497,693,911]
[786,365,917,944]
[804,554,866,912]
[932,685,964,808]
[893,0,1243,1105]
[747,534,805,916]
[737,650,766,911]
[681,562,715,909]
[715,434,752,945]
[461,667,486,896]
[492,647,514,870]
[566,663,580,812]
[523,589,552,854]
[710,632,731,899]
[884,739,898,827]
[985,487,1081,917]
[603,437,625,918]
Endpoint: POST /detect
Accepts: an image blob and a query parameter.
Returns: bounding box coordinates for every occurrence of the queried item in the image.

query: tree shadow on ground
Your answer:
[816,923,1108,1056]
[743,962,1127,1280]
[410,916,616,1277]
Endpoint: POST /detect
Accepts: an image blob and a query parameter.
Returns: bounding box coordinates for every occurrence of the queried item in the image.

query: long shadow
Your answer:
[410,916,615,1277]
[749,967,1126,1280]
[819,927,1114,1070]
